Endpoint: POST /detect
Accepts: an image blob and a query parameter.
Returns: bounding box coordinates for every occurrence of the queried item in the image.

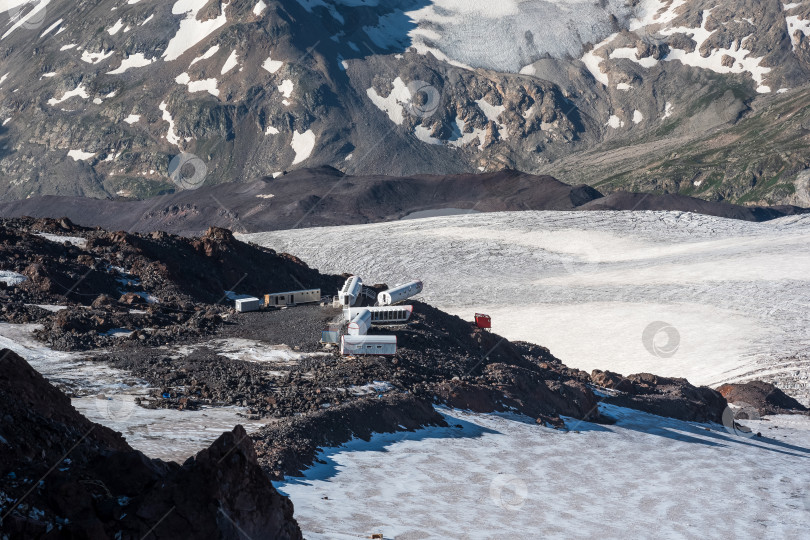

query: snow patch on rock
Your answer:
[175,72,219,97]
[0,271,27,287]
[67,149,96,161]
[107,53,155,74]
[262,54,283,73]
[221,49,239,74]
[291,129,316,165]
[47,84,89,106]
[366,77,411,125]
[163,0,229,62]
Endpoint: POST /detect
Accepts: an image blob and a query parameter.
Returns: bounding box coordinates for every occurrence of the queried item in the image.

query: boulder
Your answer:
[434,363,600,427]
[91,294,117,310]
[119,292,148,305]
[591,370,728,423]
[716,380,809,416]
[591,369,634,392]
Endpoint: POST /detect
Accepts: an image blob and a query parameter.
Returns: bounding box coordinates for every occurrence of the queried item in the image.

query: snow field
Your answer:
[276,406,810,539]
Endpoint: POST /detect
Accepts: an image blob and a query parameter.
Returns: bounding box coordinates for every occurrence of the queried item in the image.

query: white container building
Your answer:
[368,305,414,324]
[265,289,321,307]
[235,297,262,312]
[338,276,363,307]
[378,281,423,306]
[347,308,372,336]
[341,335,397,356]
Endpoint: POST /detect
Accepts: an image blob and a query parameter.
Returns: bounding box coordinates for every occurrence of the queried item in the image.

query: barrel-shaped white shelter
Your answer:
[338,276,363,307]
[341,335,397,356]
[368,305,414,324]
[377,281,423,306]
[347,308,372,336]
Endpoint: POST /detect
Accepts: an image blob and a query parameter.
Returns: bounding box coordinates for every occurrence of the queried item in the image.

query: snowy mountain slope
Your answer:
[242,211,810,404]
[276,406,810,539]
[1,0,810,204]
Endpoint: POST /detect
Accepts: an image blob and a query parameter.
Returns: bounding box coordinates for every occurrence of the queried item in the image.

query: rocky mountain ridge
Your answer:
[1,0,810,205]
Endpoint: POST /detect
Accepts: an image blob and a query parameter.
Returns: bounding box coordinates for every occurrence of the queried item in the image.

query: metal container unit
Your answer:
[321,330,340,344]
[235,297,262,312]
[340,335,397,356]
[338,276,363,307]
[377,281,423,306]
[475,313,492,330]
[265,289,321,307]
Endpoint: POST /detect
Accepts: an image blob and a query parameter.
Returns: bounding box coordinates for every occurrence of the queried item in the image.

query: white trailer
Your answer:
[338,276,363,307]
[264,289,321,307]
[368,305,414,324]
[347,308,372,336]
[378,281,423,306]
[235,297,262,312]
[341,335,397,356]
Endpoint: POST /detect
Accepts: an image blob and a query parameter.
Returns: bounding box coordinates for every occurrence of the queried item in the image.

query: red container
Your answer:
[474,313,492,329]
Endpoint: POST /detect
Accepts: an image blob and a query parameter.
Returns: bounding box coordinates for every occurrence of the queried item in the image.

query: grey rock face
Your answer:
[0,0,809,205]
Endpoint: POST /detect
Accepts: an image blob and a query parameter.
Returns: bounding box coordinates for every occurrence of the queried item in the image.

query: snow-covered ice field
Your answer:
[241,211,810,404]
[361,0,638,72]
[276,406,810,540]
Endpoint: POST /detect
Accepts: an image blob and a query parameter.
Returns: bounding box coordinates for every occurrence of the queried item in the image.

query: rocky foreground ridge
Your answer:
[0,348,303,539]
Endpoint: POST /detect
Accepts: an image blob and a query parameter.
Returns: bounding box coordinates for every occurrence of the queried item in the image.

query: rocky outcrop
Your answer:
[717,380,810,416]
[252,393,446,479]
[433,363,599,427]
[591,370,727,423]
[0,348,303,539]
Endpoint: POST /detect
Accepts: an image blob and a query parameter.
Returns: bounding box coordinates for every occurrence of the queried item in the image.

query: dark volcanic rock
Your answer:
[591,370,728,423]
[0,169,605,235]
[716,381,810,416]
[252,393,446,479]
[433,363,599,427]
[0,349,303,539]
[1,169,805,235]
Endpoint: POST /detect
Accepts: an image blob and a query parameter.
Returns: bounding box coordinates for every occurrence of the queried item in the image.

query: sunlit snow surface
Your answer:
[241,211,810,404]
[276,406,810,539]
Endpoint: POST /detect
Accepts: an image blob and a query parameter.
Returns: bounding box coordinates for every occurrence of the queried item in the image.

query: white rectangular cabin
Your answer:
[265,289,321,307]
[378,281,423,306]
[368,305,414,324]
[341,335,397,356]
[338,276,363,307]
[235,297,262,312]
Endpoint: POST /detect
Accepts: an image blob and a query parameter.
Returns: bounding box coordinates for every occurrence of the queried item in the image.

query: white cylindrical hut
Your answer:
[338,276,363,307]
[347,308,372,336]
[377,281,423,306]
